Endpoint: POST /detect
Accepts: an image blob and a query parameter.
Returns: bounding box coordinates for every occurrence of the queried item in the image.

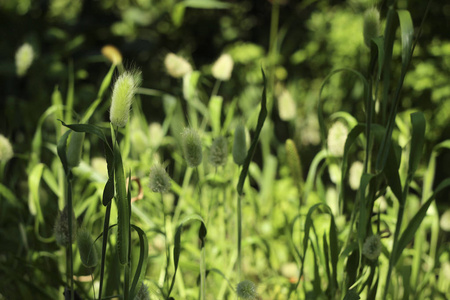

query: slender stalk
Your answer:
[161,192,170,296]
[237,193,242,282]
[268,0,280,114]
[66,170,74,300]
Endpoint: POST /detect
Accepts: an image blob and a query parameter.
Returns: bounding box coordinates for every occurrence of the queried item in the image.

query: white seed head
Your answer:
[0,134,14,163]
[209,136,228,167]
[327,121,348,157]
[212,53,234,81]
[148,123,164,148]
[15,43,34,77]
[110,70,141,127]
[277,89,297,121]
[363,8,380,47]
[181,128,203,168]
[236,280,257,300]
[349,161,364,190]
[164,53,192,78]
[300,116,321,146]
[363,234,382,260]
[149,164,171,194]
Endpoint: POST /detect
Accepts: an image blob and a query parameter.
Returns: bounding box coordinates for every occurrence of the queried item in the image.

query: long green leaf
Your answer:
[98,203,112,300]
[28,163,45,221]
[236,69,267,196]
[129,225,149,299]
[408,112,426,179]
[392,178,450,265]
[376,10,415,172]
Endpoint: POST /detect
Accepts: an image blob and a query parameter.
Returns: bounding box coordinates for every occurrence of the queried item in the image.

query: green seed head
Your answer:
[66,132,85,168]
[209,136,228,167]
[77,228,98,268]
[164,53,193,78]
[212,53,234,81]
[54,205,77,247]
[181,128,203,168]
[149,164,171,194]
[363,8,380,48]
[0,134,14,163]
[285,139,303,185]
[134,283,150,300]
[232,124,247,166]
[363,234,382,260]
[110,70,142,128]
[15,43,34,77]
[236,280,257,299]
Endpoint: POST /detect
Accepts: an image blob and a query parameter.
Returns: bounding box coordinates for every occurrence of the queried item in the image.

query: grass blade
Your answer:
[129,225,149,299]
[236,69,267,196]
[168,214,207,298]
[407,112,426,179]
[392,178,450,265]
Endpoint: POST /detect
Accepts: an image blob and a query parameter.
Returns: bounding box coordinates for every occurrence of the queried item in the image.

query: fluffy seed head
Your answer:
[134,283,150,300]
[212,53,234,81]
[209,136,228,167]
[363,234,382,260]
[16,43,34,77]
[181,128,203,168]
[277,89,297,121]
[236,280,257,299]
[149,164,171,194]
[101,45,123,65]
[363,8,380,47]
[164,53,192,78]
[67,132,85,168]
[77,228,98,268]
[0,134,14,163]
[54,205,77,247]
[110,70,141,128]
[233,124,247,166]
[349,161,364,190]
[327,121,348,157]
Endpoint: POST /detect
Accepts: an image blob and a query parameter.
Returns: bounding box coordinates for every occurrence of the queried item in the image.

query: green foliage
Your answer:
[1,0,450,299]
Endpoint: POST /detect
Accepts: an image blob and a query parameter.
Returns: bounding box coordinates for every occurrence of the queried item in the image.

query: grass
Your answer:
[1,0,450,299]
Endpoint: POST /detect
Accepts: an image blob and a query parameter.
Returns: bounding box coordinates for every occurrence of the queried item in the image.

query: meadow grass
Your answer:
[1,0,450,300]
